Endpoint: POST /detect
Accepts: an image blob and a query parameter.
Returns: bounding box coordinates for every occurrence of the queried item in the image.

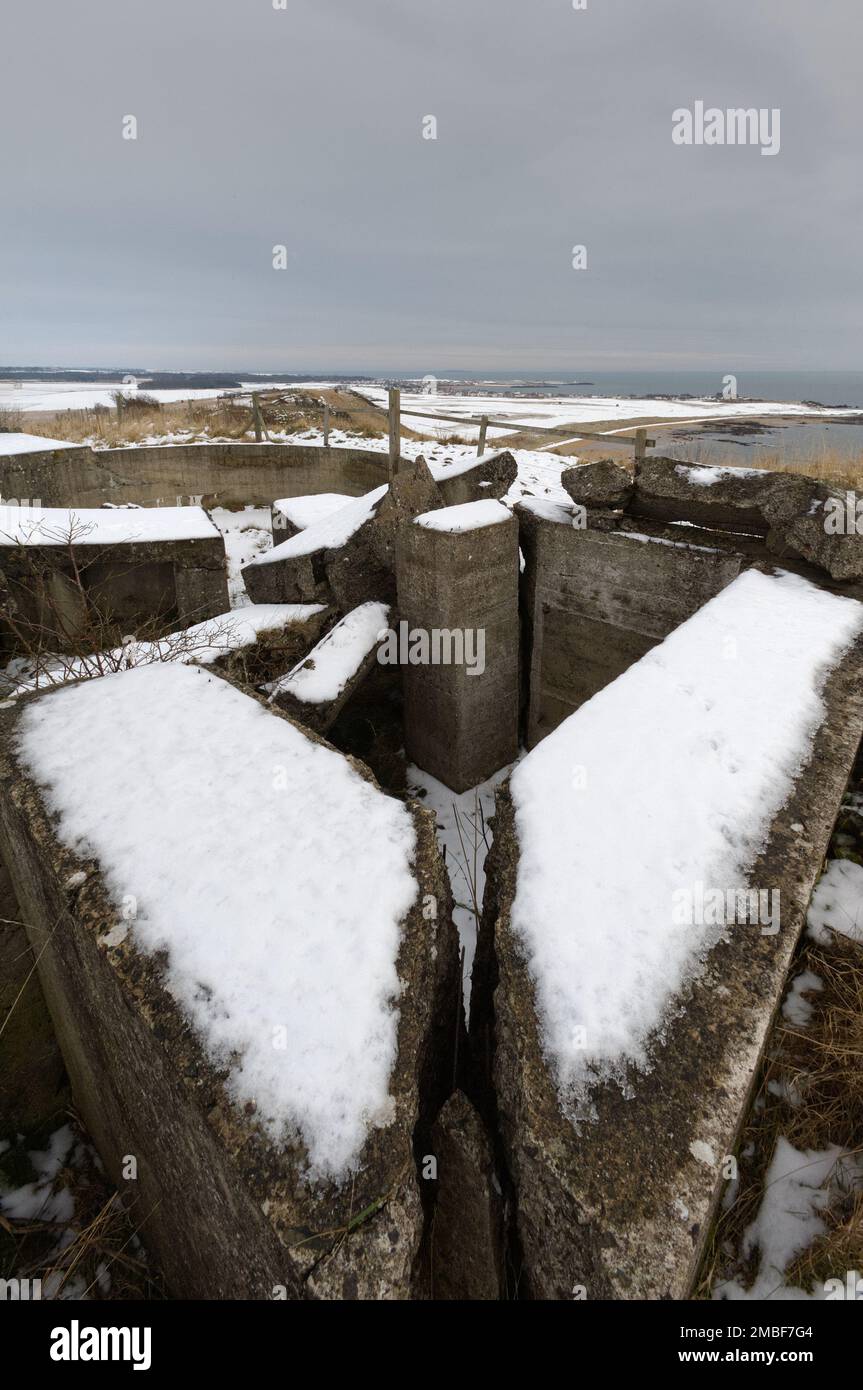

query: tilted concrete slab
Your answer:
[471,570,863,1299]
[0,663,459,1299]
[265,601,391,734]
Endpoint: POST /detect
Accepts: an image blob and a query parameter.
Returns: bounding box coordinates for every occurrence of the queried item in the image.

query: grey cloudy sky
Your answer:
[2,0,861,373]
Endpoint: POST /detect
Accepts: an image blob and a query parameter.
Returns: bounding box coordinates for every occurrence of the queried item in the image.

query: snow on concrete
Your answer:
[425,449,511,482]
[266,601,389,705]
[807,859,863,945]
[623,530,721,554]
[674,463,768,487]
[273,493,353,531]
[0,431,78,455]
[209,506,272,607]
[414,499,512,533]
[508,569,863,1111]
[249,485,388,565]
[15,662,419,1179]
[516,496,576,525]
[0,505,219,546]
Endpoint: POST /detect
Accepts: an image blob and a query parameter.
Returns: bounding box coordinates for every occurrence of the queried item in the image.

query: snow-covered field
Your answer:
[355,385,858,444]
[0,380,297,413]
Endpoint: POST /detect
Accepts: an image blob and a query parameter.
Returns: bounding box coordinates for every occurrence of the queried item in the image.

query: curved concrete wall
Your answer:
[1,442,392,509]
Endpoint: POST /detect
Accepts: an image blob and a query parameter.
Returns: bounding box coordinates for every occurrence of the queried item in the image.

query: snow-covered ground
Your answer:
[807,859,863,944]
[408,761,514,1006]
[716,1137,862,1301]
[0,380,296,413]
[2,604,325,698]
[355,386,858,444]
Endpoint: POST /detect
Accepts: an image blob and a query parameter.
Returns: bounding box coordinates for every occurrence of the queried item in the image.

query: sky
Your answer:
[2,0,861,374]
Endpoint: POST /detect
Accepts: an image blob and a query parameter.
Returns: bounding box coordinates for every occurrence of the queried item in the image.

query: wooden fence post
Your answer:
[388,387,400,481]
[252,393,263,443]
[323,401,330,447]
[634,429,656,468]
[477,415,488,457]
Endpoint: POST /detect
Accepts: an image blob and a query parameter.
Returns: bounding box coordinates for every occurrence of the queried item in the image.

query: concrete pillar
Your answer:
[396,502,519,792]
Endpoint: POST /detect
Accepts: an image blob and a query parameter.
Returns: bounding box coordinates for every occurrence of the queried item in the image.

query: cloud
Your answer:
[1,0,860,370]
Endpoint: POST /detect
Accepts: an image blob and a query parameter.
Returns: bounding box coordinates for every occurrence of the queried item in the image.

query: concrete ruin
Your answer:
[396,500,520,793]
[0,505,228,655]
[472,569,863,1299]
[0,663,459,1299]
[2,437,862,1303]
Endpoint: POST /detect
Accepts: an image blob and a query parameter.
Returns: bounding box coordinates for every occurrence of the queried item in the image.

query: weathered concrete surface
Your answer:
[434,451,518,508]
[245,464,447,613]
[516,502,744,747]
[0,681,460,1299]
[471,639,863,1300]
[327,460,446,613]
[2,442,392,509]
[0,442,111,510]
[396,507,520,793]
[762,477,863,582]
[429,1090,506,1301]
[561,459,634,511]
[0,856,68,1136]
[0,534,229,655]
[243,496,393,610]
[632,457,773,533]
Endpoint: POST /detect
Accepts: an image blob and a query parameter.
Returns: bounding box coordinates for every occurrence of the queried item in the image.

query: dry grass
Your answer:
[14,386,466,451]
[0,1111,163,1300]
[696,785,863,1299]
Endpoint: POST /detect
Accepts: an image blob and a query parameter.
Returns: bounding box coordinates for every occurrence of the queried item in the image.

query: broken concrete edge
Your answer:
[557,457,863,583]
[470,640,863,1300]
[514,496,863,600]
[0,671,462,1299]
[434,450,518,507]
[242,458,450,612]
